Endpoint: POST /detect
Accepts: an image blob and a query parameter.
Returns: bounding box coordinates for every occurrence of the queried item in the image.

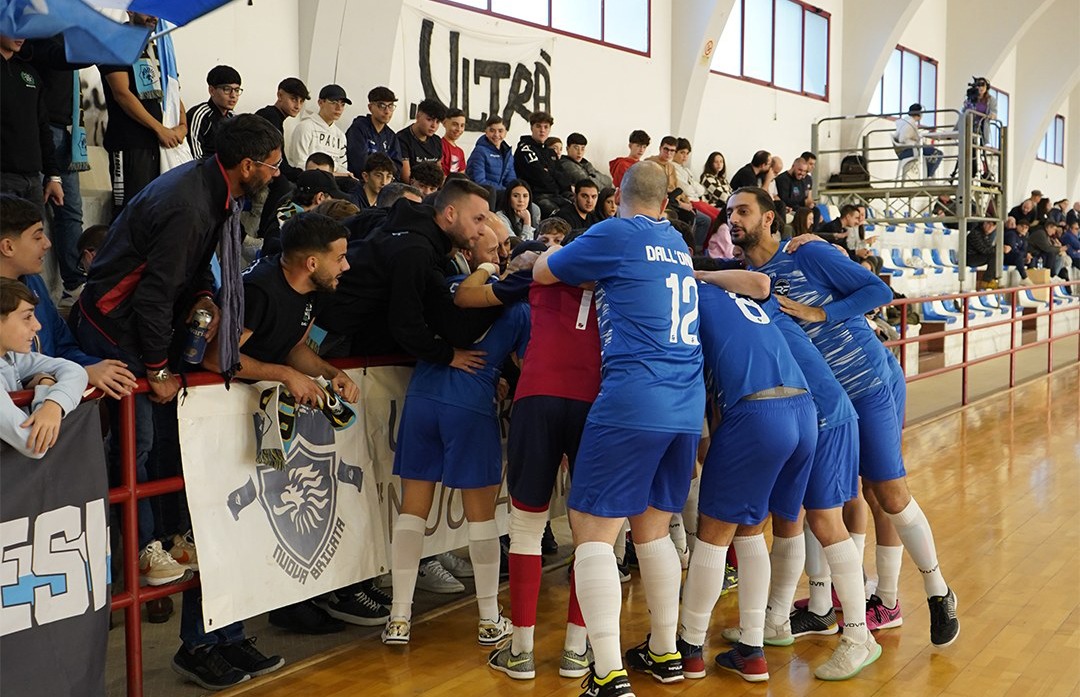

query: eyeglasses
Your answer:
[216,85,243,96]
[660,146,676,153]
[372,101,396,111]
[253,158,282,172]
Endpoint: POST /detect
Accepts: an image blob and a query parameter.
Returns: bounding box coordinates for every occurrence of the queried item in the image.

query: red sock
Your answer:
[509,553,542,627]
[567,567,585,627]
[727,545,738,570]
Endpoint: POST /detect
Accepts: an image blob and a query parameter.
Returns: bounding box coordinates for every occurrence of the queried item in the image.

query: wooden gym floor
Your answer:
[226,365,1080,697]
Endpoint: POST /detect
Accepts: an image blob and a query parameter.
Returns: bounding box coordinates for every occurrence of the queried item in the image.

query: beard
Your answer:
[240,173,272,199]
[732,221,766,250]
[311,269,340,293]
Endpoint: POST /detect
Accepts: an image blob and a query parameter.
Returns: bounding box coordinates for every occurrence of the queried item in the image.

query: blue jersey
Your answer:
[752,243,894,400]
[546,215,705,434]
[697,285,808,414]
[407,276,530,417]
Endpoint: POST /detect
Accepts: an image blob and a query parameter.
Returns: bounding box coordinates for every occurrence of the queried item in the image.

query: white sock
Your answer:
[824,539,867,643]
[850,532,866,564]
[390,514,426,620]
[564,622,588,655]
[804,526,833,615]
[468,520,501,621]
[766,534,804,626]
[613,519,629,563]
[733,535,770,647]
[874,545,904,608]
[678,539,727,646]
[634,536,682,655]
[669,514,688,556]
[887,498,949,598]
[573,541,623,677]
[512,625,534,655]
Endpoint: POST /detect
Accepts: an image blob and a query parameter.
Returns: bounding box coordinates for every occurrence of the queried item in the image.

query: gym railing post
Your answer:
[120,392,144,697]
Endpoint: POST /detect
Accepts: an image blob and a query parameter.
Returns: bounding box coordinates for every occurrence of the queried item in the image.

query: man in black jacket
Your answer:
[514,111,567,217]
[965,220,1000,287]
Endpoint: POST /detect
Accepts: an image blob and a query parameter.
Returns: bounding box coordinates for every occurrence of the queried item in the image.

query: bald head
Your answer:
[465,223,500,270]
[619,161,669,216]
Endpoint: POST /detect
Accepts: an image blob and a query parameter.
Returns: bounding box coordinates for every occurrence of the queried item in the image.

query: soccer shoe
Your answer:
[579,668,635,697]
[814,633,882,681]
[478,614,513,646]
[416,558,465,594]
[721,562,738,594]
[790,607,840,638]
[793,587,842,613]
[317,588,390,626]
[928,588,960,646]
[268,601,345,635]
[361,578,393,607]
[715,643,769,682]
[169,531,199,571]
[616,559,631,583]
[865,594,903,630]
[624,637,684,683]
[676,636,705,679]
[140,540,192,586]
[171,646,250,691]
[719,615,794,646]
[381,616,411,645]
[560,645,594,678]
[542,522,559,555]
[217,637,285,678]
[488,643,536,680]
[435,551,474,579]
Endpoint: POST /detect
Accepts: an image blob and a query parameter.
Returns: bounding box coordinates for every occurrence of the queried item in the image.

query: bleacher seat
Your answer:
[912,249,944,274]
[890,248,925,276]
[921,301,959,324]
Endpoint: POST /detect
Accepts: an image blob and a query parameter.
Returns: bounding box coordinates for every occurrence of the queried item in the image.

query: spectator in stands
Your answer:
[644,136,680,192]
[702,206,733,259]
[1061,221,1080,272]
[965,220,1001,288]
[496,179,540,240]
[545,136,563,158]
[342,182,423,243]
[556,132,612,190]
[791,206,815,238]
[356,153,396,209]
[774,157,812,218]
[893,103,943,178]
[700,151,731,208]
[398,98,447,184]
[76,224,107,278]
[1029,220,1068,280]
[609,129,650,187]
[672,139,713,213]
[536,217,570,247]
[345,86,402,178]
[554,179,600,232]
[262,169,348,256]
[816,205,858,244]
[466,115,516,191]
[730,150,771,190]
[288,84,351,175]
[1034,198,1052,227]
[800,151,818,198]
[1008,198,1036,227]
[514,111,566,217]
[411,161,446,198]
[254,77,310,180]
[312,198,360,220]
[440,108,467,176]
[763,155,783,199]
[0,278,88,459]
[1049,199,1068,227]
[187,65,241,160]
[1004,220,1032,285]
[596,187,617,221]
[1067,202,1080,228]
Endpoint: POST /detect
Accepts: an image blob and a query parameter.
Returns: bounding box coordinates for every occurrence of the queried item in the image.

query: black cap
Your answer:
[908,103,924,116]
[296,170,346,200]
[367,86,397,103]
[511,240,548,259]
[207,65,241,87]
[278,77,310,100]
[319,84,352,105]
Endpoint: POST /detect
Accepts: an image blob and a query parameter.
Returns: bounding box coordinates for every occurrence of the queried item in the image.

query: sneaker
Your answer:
[719,615,794,646]
[488,643,535,680]
[436,551,474,579]
[624,636,683,683]
[865,594,903,631]
[267,601,345,635]
[416,558,465,594]
[928,588,959,646]
[675,545,690,570]
[381,616,411,645]
[814,633,882,680]
[499,534,511,579]
[171,646,250,691]
[170,531,199,571]
[217,637,285,677]
[721,562,738,594]
[676,636,705,679]
[478,614,512,646]
[793,586,842,613]
[579,668,635,697]
[361,578,393,607]
[715,643,769,682]
[790,607,839,638]
[317,588,390,626]
[140,540,191,586]
[616,560,631,584]
[542,522,559,555]
[623,534,638,568]
[146,597,173,624]
[559,645,594,678]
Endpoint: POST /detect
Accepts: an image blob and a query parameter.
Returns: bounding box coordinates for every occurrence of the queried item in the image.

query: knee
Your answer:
[508,505,547,555]
[870,480,911,514]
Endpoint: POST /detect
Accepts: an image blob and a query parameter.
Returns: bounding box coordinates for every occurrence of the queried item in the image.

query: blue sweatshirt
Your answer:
[20,274,99,366]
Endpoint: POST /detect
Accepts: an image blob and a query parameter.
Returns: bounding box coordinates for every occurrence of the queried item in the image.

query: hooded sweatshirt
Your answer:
[287,111,348,173]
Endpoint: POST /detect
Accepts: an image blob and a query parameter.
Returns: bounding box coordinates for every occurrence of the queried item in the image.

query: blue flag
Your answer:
[128,0,236,27]
[0,0,150,65]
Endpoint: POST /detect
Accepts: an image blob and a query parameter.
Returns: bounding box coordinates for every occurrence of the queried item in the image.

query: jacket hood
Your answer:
[383,198,452,257]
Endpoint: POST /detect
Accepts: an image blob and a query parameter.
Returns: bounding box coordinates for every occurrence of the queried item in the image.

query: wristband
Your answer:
[47,176,62,184]
[477,262,500,276]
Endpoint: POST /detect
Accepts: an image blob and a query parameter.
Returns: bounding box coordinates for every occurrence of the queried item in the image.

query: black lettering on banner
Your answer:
[473,59,511,131]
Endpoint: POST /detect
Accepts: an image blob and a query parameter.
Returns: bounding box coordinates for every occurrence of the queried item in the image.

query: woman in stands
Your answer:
[700,151,732,208]
[792,206,816,239]
[702,205,734,258]
[495,179,540,240]
[595,187,617,221]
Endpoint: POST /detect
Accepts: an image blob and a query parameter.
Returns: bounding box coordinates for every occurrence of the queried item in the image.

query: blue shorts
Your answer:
[507,396,592,508]
[393,396,502,490]
[568,422,699,518]
[850,378,906,482]
[698,394,817,525]
[803,420,860,510]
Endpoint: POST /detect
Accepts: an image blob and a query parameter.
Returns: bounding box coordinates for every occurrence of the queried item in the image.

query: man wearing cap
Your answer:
[255,77,310,180]
[187,65,241,160]
[288,84,351,176]
[894,103,942,178]
[345,86,403,178]
[261,169,347,256]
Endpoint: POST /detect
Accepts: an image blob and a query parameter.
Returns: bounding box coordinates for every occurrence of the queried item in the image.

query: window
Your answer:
[710,0,831,100]
[868,45,938,126]
[1036,115,1065,166]
[987,88,1009,150]
[432,0,651,55]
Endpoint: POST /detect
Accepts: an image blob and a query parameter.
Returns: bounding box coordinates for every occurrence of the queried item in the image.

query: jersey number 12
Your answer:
[665,274,700,345]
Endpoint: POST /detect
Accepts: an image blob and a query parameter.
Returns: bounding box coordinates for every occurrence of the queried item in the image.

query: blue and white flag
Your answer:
[0,0,150,65]
[89,0,236,27]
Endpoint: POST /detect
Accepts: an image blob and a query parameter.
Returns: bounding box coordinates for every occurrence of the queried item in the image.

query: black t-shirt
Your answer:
[100,62,163,152]
[729,163,760,190]
[241,255,316,364]
[396,126,442,167]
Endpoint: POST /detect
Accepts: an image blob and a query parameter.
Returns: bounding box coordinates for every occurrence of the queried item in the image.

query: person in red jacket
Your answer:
[609,129,650,187]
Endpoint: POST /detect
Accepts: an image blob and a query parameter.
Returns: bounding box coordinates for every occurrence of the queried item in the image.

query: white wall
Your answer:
[1021,96,1069,203]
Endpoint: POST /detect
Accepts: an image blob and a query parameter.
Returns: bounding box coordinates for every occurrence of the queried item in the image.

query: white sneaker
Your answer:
[719,615,794,646]
[478,615,512,646]
[436,551,474,579]
[416,559,465,594]
[170,531,198,570]
[381,616,411,645]
[139,540,190,586]
[814,633,882,680]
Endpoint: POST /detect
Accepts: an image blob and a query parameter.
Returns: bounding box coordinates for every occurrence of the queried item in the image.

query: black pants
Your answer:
[109,148,160,218]
[966,252,1000,281]
[0,171,40,199]
[1004,253,1028,279]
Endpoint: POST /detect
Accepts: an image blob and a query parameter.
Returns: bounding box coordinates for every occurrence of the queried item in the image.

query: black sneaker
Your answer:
[616,559,631,584]
[624,636,683,683]
[317,588,390,626]
[542,521,559,555]
[268,600,346,635]
[623,533,638,568]
[499,534,511,579]
[361,578,393,607]
[789,606,839,637]
[217,637,285,677]
[580,667,635,696]
[928,588,959,646]
[171,646,250,691]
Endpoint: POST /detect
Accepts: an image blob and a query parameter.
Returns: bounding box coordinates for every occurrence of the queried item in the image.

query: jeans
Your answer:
[49,125,85,290]
[0,172,39,199]
[897,146,943,177]
[181,589,245,650]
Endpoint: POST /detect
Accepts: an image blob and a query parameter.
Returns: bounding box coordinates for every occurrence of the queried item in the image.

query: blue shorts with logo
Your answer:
[850,367,906,482]
[803,420,861,510]
[698,393,817,525]
[393,396,502,490]
[568,422,699,518]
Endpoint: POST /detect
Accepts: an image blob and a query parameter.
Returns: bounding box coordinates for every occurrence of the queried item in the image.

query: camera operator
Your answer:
[960,77,997,179]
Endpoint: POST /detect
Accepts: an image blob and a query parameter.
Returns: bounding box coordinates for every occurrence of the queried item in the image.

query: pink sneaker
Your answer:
[793,587,842,613]
[865,594,903,630]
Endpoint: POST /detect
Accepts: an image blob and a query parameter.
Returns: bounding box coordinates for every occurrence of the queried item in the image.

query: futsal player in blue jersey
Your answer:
[533,161,705,697]
[382,223,529,649]
[730,187,959,648]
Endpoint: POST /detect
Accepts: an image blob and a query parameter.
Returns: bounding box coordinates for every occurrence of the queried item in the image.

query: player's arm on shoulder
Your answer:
[532,244,564,285]
[454,264,503,307]
[694,269,771,300]
[800,243,893,321]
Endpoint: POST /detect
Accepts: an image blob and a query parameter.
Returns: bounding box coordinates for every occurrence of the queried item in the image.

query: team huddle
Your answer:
[379,161,959,697]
